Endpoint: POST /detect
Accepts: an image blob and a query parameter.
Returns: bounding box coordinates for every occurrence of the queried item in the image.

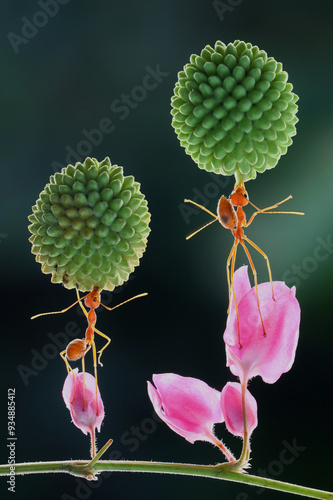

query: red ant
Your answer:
[185,182,304,347]
[31,288,147,414]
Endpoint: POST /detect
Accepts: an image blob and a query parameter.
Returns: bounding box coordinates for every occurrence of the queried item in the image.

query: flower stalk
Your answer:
[0,456,332,499]
[236,378,250,469]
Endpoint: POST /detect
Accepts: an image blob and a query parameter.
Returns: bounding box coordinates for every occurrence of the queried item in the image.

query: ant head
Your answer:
[229,182,249,208]
[85,289,100,309]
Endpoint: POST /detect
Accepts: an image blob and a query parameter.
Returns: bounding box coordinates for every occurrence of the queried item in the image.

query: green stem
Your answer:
[1,458,332,499]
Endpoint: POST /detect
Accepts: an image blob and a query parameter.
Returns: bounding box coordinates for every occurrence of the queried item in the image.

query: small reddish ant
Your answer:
[185,182,304,347]
[32,288,147,413]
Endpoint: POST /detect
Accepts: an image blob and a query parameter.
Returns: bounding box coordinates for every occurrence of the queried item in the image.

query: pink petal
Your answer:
[224,266,300,384]
[147,373,223,445]
[220,382,257,437]
[228,264,252,308]
[62,369,104,435]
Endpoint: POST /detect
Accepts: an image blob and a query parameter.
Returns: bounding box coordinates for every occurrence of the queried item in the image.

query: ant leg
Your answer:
[93,293,147,366]
[76,289,89,318]
[75,289,99,404]
[243,236,275,301]
[246,209,304,228]
[246,196,304,228]
[81,354,86,412]
[248,195,292,213]
[239,240,266,336]
[90,339,99,417]
[184,199,217,218]
[93,328,111,367]
[100,292,147,313]
[94,292,147,361]
[226,241,237,314]
[228,241,242,348]
[31,291,89,320]
[186,218,218,240]
[60,350,72,374]
[184,199,218,239]
[60,350,78,404]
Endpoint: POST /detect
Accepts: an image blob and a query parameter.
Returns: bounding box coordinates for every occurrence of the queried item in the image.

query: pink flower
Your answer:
[62,369,104,457]
[147,373,224,447]
[224,266,300,384]
[220,382,257,438]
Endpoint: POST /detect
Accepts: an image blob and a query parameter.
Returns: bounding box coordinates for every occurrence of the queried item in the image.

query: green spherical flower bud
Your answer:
[171,40,298,183]
[28,157,150,291]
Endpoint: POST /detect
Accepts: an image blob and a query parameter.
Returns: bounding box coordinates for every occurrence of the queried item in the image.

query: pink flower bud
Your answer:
[224,266,300,384]
[220,382,257,437]
[62,369,104,456]
[147,373,223,446]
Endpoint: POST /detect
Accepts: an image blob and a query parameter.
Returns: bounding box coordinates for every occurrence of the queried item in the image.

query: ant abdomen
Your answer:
[217,196,237,230]
[66,339,89,362]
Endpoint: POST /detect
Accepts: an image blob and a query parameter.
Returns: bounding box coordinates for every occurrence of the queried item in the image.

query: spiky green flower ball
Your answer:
[171,40,298,183]
[28,157,150,291]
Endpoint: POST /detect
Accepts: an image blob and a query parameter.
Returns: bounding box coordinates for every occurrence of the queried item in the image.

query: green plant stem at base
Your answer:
[1,458,332,499]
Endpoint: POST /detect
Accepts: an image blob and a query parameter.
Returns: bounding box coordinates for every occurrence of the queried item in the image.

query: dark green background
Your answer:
[1,1,332,499]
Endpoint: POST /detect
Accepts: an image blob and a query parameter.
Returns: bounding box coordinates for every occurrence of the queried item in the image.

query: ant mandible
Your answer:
[31,288,147,414]
[185,182,304,347]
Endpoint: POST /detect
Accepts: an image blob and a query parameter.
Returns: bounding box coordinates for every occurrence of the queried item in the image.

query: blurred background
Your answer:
[1,1,333,499]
